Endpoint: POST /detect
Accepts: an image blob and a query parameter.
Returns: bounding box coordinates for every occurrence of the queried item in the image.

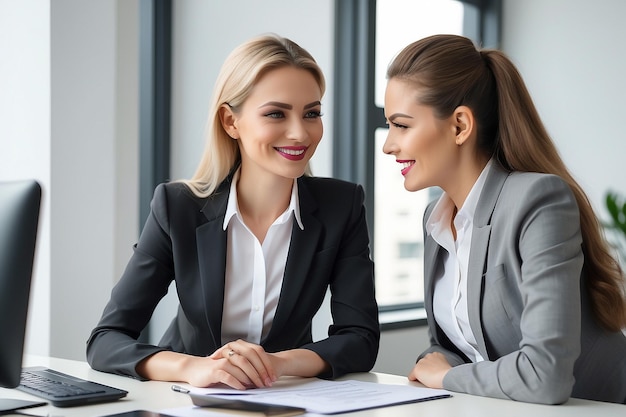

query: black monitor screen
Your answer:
[0,180,41,390]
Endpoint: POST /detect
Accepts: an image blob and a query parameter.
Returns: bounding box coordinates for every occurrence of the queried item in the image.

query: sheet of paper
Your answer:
[182,378,451,414]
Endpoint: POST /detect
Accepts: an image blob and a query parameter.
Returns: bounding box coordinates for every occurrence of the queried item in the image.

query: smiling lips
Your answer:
[275,146,308,161]
[398,160,415,176]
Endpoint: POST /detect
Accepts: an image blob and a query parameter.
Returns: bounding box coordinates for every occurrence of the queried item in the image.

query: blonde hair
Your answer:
[388,34,626,332]
[182,34,325,197]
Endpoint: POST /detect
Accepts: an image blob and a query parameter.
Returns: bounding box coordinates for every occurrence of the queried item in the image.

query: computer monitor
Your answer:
[0,179,45,412]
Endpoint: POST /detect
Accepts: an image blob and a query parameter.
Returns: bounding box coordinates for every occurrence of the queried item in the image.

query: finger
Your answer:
[226,351,270,388]
[214,368,249,390]
[227,341,275,386]
[222,358,262,388]
[210,343,244,361]
[208,344,231,359]
[234,340,275,375]
[219,342,264,385]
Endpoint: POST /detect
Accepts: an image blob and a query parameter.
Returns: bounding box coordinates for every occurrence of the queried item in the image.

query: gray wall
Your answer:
[0,0,623,376]
[501,0,626,211]
[0,0,139,360]
[0,0,52,354]
[49,0,139,361]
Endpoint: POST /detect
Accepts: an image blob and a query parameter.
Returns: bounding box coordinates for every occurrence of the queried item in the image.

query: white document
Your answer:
[180,378,450,414]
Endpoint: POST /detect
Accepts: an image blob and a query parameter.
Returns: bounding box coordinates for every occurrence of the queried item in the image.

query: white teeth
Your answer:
[277,147,305,155]
[403,162,414,169]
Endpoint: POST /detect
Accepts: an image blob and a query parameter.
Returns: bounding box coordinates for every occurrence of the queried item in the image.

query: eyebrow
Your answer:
[258,101,322,110]
[387,113,413,122]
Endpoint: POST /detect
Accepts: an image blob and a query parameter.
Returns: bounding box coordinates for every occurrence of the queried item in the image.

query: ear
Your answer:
[452,106,475,146]
[218,104,240,139]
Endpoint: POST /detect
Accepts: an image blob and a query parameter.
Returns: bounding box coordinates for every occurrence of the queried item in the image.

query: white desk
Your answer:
[0,355,622,416]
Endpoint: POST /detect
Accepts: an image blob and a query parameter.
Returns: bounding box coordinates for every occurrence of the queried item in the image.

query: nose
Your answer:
[382,131,397,155]
[287,118,311,142]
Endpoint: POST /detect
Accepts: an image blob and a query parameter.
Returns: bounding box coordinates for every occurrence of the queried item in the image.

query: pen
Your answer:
[171,384,190,394]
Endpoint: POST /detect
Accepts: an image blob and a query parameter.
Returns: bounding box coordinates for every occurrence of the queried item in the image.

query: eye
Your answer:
[391,122,407,129]
[304,110,323,119]
[265,111,285,119]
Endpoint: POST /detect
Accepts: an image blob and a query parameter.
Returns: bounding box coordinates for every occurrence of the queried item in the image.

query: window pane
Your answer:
[375,0,465,107]
[398,242,421,259]
[374,128,429,306]
[374,0,465,307]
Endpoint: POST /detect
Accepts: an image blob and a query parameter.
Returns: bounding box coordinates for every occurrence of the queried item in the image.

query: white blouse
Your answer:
[427,160,493,362]
[220,170,303,345]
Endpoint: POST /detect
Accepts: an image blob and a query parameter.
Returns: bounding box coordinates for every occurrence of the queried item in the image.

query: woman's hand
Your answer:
[408,352,452,389]
[208,339,278,389]
[179,354,260,389]
[137,344,278,390]
[137,343,327,390]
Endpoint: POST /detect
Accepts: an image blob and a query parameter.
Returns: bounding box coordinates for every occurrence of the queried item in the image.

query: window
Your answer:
[334,0,501,321]
[397,242,421,259]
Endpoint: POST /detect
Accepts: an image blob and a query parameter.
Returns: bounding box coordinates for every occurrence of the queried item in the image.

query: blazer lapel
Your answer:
[423,224,440,332]
[266,178,322,338]
[467,164,510,358]
[196,179,231,348]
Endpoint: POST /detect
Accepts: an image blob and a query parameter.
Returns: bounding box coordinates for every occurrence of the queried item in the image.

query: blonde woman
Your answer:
[87,34,379,389]
[382,34,626,404]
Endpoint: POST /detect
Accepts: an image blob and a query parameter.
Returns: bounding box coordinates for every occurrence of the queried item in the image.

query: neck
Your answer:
[445,153,489,210]
[236,167,294,242]
[450,205,458,241]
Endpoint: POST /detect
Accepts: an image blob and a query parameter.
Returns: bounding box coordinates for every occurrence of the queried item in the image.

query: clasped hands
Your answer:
[185,339,282,390]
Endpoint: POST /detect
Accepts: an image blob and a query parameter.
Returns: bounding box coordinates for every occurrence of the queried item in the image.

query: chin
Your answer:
[403,181,426,193]
[277,168,307,180]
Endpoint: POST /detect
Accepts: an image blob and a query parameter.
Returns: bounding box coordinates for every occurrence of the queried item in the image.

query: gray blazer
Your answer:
[421,163,626,404]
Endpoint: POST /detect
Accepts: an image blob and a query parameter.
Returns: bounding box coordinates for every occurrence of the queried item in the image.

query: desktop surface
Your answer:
[0,355,622,417]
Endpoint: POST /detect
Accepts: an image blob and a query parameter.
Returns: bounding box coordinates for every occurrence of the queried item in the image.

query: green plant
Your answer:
[604,191,626,265]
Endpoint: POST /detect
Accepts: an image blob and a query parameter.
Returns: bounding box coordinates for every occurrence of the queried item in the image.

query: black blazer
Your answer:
[87,175,380,380]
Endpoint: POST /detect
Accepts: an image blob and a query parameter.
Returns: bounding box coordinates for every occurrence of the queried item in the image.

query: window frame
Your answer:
[138,0,173,342]
[333,0,502,328]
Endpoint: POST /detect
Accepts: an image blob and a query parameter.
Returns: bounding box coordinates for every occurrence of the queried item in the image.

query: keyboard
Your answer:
[18,366,128,407]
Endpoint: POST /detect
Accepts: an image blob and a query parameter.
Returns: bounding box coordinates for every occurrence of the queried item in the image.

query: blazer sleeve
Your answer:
[418,341,468,368]
[442,174,584,404]
[86,183,175,379]
[299,183,380,378]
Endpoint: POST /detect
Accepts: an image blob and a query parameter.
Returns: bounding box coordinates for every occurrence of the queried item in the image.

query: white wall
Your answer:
[501,0,626,218]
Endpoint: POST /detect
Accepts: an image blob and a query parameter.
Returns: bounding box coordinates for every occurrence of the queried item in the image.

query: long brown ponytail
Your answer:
[388,34,626,332]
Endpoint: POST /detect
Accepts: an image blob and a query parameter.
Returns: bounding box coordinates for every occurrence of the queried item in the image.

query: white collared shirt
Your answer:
[220,170,304,345]
[427,159,493,362]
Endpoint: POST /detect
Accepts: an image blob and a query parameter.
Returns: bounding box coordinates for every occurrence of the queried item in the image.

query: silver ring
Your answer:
[227,349,236,357]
